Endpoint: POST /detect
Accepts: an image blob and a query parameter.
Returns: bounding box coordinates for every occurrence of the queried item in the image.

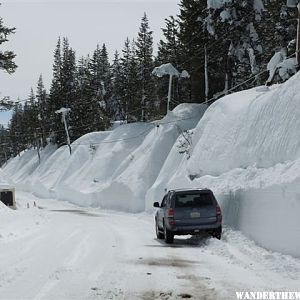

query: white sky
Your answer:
[0,0,180,124]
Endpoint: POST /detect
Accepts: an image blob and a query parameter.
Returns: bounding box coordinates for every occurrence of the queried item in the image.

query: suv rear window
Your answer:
[175,193,213,208]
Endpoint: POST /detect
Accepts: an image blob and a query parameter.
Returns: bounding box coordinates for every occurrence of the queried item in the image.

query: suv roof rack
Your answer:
[169,188,210,192]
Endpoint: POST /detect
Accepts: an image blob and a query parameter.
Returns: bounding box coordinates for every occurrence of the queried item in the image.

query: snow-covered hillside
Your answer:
[3,73,300,257]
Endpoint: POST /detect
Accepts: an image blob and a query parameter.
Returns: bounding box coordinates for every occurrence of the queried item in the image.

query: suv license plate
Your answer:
[190,212,200,218]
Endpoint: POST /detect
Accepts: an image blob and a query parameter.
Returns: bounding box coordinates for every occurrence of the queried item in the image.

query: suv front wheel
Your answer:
[164,222,174,244]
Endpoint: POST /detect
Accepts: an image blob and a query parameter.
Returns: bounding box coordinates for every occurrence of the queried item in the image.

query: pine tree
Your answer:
[49,37,77,145]
[9,89,40,154]
[90,44,112,118]
[259,1,297,83]
[72,56,93,139]
[60,38,77,144]
[156,16,188,111]
[261,1,296,56]
[0,125,11,165]
[48,37,63,144]
[206,0,265,91]
[61,38,77,109]
[157,16,180,66]
[0,10,17,74]
[177,0,208,102]
[71,55,109,140]
[100,44,113,116]
[36,75,49,146]
[9,103,23,156]
[111,51,123,120]
[119,38,139,122]
[23,88,39,148]
[135,13,155,120]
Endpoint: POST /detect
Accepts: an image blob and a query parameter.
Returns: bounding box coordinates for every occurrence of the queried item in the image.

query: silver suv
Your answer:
[153,189,222,243]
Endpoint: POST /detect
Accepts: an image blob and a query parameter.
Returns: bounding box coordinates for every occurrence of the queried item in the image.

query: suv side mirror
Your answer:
[153,202,160,208]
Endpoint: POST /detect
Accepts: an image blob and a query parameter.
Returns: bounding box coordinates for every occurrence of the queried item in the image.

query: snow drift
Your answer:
[3,72,300,257]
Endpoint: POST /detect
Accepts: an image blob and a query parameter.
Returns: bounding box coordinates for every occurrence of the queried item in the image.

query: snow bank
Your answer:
[0,194,45,241]
[187,77,300,176]
[98,105,205,212]
[0,168,14,187]
[0,200,11,212]
[3,104,206,213]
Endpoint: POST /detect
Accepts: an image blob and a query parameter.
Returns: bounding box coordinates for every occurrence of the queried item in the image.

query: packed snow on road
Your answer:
[1,192,300,300]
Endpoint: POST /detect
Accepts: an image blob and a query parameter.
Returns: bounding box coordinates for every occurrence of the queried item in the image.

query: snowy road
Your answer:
[0,192,300,300]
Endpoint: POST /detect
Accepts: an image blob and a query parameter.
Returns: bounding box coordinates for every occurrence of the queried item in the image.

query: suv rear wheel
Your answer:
[211,226,222,240]
[155,219,164,239]
[164,223,174,244]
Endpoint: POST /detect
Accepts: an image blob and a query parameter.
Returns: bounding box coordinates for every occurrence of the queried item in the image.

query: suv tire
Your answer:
[212,226,222,240]
[164,223,174,244]
[155,219,164,239]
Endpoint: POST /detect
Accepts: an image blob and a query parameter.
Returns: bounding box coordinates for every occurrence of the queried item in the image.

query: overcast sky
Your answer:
[0,0,180,124]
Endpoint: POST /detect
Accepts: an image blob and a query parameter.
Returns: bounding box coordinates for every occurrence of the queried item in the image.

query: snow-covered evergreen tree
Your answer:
[136,13,155,120]
[205,0,265,91]
[262,0,297,84]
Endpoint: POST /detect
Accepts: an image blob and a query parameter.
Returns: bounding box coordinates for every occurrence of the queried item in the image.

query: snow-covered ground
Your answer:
[1,191,299,300]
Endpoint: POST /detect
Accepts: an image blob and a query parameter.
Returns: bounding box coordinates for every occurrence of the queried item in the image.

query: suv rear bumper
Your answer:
[167,223,222,235]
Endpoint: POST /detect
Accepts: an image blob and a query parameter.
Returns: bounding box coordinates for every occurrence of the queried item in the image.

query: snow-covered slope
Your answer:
[3,73,300,257]
[3,104,206,212]
[0,168,13,187]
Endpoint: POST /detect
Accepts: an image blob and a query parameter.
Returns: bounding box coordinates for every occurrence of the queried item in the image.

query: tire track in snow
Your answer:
[33,234,90,300]
[161,241,221,300]
[101,214,221,300]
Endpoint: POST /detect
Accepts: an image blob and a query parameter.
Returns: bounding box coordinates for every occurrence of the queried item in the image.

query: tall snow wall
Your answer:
[146,73,300,257]
[3,104,206,212]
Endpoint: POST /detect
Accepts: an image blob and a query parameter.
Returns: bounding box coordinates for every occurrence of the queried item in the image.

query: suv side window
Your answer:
[161,195,167,207]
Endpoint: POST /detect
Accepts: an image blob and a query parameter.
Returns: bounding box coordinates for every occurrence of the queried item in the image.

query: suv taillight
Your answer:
[166,208,175,226]
[166,208,174,217]
[216,205,222,223]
